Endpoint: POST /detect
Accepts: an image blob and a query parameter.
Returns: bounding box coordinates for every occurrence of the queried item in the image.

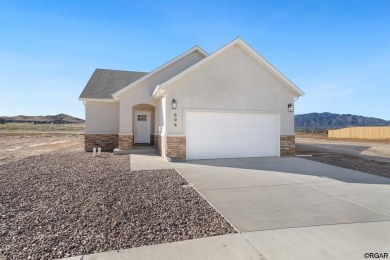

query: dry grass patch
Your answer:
[0,123,85,134]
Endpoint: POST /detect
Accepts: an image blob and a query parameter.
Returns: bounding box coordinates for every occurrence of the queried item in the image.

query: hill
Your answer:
[295,112,390,130]
[0,114,84,124]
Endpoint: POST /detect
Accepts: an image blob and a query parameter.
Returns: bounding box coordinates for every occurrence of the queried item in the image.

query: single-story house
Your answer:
[79,37,304,160]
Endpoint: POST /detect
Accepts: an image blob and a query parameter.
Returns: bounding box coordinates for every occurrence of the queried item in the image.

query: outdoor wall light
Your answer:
[288,103,294,112]
[172,99,177,109]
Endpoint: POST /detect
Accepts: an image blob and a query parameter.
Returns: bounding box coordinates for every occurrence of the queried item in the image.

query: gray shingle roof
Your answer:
[79,69,148,99]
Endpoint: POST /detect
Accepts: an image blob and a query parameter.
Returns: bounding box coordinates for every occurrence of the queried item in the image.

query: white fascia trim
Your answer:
[112,46,208,99]
[158,37,305,97]
[78,98,117,102]
[157,38,243,91]
[237,40,305,96]
[152,85,160,97]
[152,85,166,99]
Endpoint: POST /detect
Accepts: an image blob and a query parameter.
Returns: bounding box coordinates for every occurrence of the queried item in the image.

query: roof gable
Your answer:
[79,69,147,100]
[112,46,208,99]
[153,38,304,98]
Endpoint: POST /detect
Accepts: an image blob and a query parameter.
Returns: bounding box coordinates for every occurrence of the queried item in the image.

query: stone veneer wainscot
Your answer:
[165,136,186,160]
[119,134,133,150]
[85,134,295,158]
[155,135,294,160]
[84,134,118,152]
[280,135,295,156]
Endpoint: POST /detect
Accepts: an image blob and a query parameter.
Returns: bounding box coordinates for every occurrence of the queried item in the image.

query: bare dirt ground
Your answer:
[296,135,390,178]
[0,134,84,166]
[0,123,85,165]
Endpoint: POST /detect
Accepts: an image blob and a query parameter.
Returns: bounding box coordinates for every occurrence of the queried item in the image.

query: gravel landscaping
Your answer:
[303,152,390,178]
[0,151,236,259]
[296,143,390,178]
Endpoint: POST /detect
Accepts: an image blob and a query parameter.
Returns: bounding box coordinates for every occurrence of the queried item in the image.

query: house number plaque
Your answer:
[174,113,177,127]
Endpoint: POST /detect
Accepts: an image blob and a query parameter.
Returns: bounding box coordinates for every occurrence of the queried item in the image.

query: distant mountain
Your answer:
[295,112,390,130]
[0,114,84,124]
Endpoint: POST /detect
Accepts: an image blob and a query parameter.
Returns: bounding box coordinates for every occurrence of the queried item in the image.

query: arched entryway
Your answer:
[132,104,155,145]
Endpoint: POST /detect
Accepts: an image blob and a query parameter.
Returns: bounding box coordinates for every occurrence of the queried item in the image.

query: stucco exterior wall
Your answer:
[118,50,206,134]
[164,45,296,136]
[85,101,119,134]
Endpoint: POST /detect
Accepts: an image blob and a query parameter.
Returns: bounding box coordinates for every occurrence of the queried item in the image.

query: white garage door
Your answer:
[186,112,280,160]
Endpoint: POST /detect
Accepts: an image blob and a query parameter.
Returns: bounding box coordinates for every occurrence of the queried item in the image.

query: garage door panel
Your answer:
[190,147,277,159]
[186,112,280,160]
[188,136,277,146]
[189,125,276,137]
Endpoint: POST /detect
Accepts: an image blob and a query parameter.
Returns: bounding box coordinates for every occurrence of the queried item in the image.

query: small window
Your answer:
[138,115,147,121]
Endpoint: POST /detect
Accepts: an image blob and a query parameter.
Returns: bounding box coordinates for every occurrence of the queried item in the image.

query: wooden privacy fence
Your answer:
[328,126,390,139]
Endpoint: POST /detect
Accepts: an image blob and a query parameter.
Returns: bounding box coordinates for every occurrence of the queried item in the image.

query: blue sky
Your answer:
[0,0,389,120]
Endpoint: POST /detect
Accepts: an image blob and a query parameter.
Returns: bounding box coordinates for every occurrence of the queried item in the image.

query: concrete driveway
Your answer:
[173,157,390,260]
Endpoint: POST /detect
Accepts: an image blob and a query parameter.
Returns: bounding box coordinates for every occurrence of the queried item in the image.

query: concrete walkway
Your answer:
[173,157,390,260]
[127,146,174,171]
[65,234,263,260]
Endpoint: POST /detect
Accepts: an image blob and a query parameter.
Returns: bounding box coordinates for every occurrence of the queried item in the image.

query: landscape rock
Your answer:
[0,151,236,259]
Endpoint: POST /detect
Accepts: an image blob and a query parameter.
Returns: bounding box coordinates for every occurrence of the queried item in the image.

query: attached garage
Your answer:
[151,38,304,160]
[186,112,280,160]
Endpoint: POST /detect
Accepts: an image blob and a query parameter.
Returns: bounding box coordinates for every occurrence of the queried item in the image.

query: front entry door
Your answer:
[134,111,151,144]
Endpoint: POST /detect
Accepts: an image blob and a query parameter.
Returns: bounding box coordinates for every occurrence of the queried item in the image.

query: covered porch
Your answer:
[114,103,160,154]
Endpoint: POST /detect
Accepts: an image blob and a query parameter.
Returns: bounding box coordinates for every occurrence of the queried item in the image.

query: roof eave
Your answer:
[158,37,305,97]
[78,98,117,102]
[112,46,208,99]
[152,85,166,99]
[235,39,305,97]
